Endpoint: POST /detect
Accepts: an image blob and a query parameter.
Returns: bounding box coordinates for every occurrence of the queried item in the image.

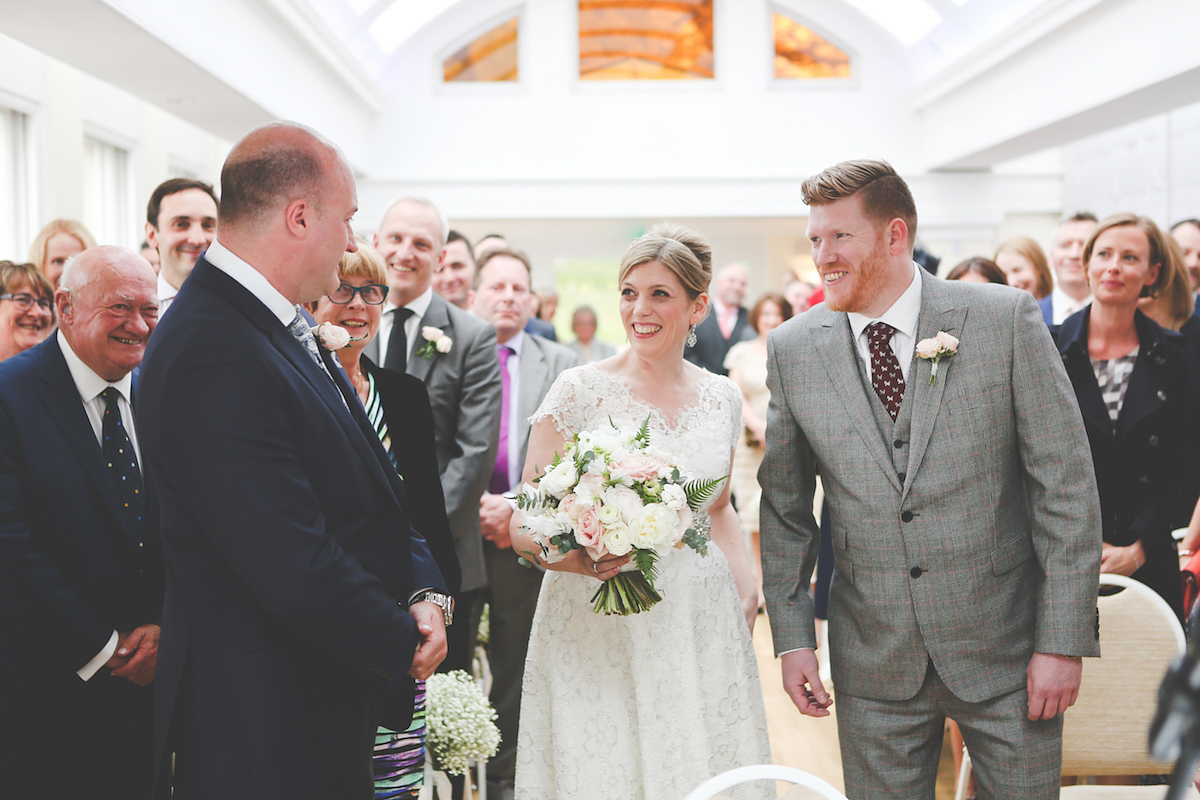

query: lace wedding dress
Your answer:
[514,365,773,800]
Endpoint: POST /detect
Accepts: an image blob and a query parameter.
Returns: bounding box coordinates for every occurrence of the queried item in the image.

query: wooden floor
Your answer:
[751,616,958,799]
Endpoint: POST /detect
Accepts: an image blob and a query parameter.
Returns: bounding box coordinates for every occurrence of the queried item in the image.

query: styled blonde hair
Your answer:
[618,223,712,300]
[28,219,97,275]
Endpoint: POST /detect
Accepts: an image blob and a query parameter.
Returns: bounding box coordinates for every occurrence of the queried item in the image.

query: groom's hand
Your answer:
[1026,651,1081,720]
[782,649,832,717]
[408,602,447,680]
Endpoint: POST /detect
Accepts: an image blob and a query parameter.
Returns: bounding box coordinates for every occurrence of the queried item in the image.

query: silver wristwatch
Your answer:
[412,590,454,627]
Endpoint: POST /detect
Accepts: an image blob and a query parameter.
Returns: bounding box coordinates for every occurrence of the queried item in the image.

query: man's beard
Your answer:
[824,239,889,314]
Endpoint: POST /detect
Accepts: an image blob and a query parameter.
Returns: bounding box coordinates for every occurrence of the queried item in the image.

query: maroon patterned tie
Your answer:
[866,322,905,420]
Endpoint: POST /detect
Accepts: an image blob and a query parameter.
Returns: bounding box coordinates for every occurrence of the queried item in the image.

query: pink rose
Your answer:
[675,506,693,543]
[576,472,605,502]
[618,453,668,483]
[575,505,602,548]
[558,493,581,521]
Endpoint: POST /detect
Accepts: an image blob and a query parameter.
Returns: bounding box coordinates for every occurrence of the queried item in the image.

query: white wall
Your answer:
[0,30,228,257]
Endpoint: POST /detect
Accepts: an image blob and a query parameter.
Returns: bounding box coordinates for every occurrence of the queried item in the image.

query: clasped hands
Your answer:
[781,649,1081,722]
[407,601,447,680]
[104,624,160,686]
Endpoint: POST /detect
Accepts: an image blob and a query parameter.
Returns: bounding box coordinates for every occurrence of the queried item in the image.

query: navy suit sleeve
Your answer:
[0,385,112,669]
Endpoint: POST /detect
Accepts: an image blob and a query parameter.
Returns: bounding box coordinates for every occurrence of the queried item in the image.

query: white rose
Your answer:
[597,503,622,526]
[422,325,446,342]
[436,335,453,353]
[915,336,941,359]
[604,485,644,525]
[314,322,351,350]
[602,522,633,556]
[935,331,959,352]
[660,483,687,511]
[539,459,578,499]
[632,503,681,549]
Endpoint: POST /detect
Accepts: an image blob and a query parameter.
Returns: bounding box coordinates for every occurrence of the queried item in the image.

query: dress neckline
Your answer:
[585,364,722,433]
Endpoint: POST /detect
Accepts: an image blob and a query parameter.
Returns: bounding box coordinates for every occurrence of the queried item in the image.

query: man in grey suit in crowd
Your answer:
[760,160,1102,799]
[368,196,503,671]
[470,248,576,800]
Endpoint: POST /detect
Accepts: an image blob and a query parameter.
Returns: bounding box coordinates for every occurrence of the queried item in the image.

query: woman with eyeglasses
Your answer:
[0,261,55,362]
[308,243,460,800]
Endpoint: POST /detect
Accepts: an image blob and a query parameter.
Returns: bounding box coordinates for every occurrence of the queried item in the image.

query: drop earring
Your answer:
[686,324,697,348]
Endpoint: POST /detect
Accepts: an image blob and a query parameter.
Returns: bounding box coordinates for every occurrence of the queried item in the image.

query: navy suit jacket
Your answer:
[684,306,755,375]
[0,336,163,787]
[1038,293,1054,325]
[137,257,446,799]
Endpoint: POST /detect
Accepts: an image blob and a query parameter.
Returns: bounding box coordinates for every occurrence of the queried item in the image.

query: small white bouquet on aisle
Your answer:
[517,416,724,615]
[424,670,500,777]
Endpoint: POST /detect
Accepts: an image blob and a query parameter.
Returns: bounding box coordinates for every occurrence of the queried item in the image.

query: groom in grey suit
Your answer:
[760,160,1102,799]
[369,196,503,671]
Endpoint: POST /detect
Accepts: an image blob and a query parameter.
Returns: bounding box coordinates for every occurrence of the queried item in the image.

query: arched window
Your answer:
[443,16,519,82]
[772,12,850,79]
[578,0,714,81]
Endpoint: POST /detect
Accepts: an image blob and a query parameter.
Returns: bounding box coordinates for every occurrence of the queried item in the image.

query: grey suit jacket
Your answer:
[366,293,502,593]
[515,334,579,476]
[760,277,1102,704]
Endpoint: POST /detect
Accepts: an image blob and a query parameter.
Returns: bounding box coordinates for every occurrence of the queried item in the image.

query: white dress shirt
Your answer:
[376,287,435,365]
[847,263,923,383]
[57,330,140,681]
[1050,285,1092,325]
[204,239,297,326]
[156,273,181,317]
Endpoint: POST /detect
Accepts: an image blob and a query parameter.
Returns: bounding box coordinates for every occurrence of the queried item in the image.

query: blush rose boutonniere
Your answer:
[313,322,352,351]
[915,331,959,385]
[415,325,453,358]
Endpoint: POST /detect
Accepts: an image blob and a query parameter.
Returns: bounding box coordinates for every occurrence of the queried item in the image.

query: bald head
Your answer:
[219,122,345,230]
[714,263,748,307]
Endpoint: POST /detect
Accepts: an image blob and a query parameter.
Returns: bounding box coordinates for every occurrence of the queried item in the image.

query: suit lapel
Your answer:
[903,279,967,496]
[517,337,548,461]
[407,296,449,383]
[815,317,901,491]
[1058,309,1115,438]
[35,341,133,542]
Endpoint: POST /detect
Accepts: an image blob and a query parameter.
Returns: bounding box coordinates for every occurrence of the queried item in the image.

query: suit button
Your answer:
[901,511,914,522]
[1157,390,1167,402]
[910,567,923,578]
[1148,435,1159,447]
[898,472,907,483]
[893,439,905,449]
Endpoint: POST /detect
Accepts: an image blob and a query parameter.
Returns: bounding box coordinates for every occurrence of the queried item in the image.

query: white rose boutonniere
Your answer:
[415,325,453,358]
[915,330,959,385]
[313,322,352,351]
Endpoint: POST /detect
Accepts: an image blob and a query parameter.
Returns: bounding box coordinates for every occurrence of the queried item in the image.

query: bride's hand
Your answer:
[562,550,630,581]
[742,594,758,634]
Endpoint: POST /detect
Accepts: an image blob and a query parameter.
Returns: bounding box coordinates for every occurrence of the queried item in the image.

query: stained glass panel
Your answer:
[444,17,519,82]
[773,13,850,80]
[579,0,714,81]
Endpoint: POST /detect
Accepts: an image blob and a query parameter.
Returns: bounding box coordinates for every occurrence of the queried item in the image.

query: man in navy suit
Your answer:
[685,262,756,374]
[137,122,449,799]
[0,245,164,798]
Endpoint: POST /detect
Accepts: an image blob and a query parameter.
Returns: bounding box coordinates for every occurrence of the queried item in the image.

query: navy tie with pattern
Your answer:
[866,322,905,420]
[100,387,144,537]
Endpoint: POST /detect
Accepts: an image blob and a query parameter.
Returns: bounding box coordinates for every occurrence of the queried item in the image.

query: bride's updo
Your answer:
[618,223,712,300]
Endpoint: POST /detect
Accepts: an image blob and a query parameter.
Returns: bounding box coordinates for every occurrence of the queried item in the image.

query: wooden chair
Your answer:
[684,764,848,800]
[955,574,1187,800]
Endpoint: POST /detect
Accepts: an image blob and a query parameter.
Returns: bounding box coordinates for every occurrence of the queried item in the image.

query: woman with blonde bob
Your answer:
[1055,213,1191,620]
[994,236,1053,299]
[0,261,55,361]
[28,219,97,289]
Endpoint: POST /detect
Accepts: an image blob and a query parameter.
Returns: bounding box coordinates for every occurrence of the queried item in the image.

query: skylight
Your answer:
[839,0,941,47]
[367,0,459,53]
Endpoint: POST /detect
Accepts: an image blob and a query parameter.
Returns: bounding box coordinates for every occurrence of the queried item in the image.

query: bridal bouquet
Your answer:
[517,416,723,615]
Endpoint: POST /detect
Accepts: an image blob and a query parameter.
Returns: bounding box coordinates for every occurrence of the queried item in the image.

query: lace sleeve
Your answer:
[529,366,597,438]
[713,375,744,453]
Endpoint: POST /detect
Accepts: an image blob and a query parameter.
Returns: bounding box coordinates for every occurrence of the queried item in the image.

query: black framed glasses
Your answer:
[0,293,52,311]
[327,283,388,305]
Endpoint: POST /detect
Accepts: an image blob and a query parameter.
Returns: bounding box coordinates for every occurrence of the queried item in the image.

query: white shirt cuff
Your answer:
[78,630,119,681]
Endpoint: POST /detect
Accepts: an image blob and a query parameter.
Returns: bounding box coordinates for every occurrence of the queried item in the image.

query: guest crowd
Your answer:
[2,123,1200,800]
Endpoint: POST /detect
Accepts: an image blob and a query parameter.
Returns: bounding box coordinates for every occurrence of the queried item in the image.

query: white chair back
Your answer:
[683,764,847,800]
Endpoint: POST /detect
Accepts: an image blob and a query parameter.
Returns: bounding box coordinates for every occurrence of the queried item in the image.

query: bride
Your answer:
[510,224,772,800]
